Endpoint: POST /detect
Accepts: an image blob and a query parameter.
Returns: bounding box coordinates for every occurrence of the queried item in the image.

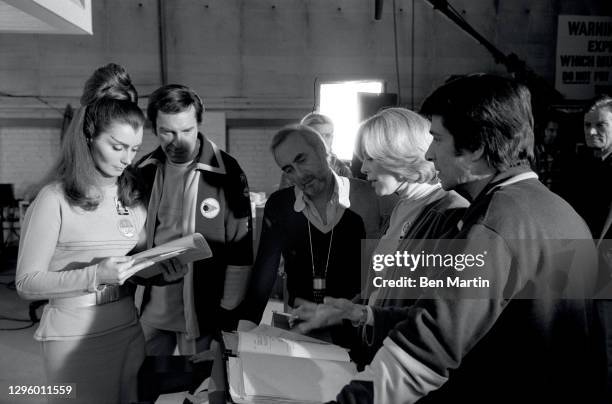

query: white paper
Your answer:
[194,377,209,394]
[155,391,189,404]
[238,331,350,362]
[131,233,212,278]
[240,352,356,403]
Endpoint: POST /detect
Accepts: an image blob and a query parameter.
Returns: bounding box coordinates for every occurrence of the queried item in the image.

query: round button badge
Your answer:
[117,218,136,238]
[200,198,220,219]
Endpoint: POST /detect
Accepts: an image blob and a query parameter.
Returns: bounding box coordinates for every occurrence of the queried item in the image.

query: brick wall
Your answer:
[0,126,61,199]
[229,127,283,196]
[0,126,159,200]
[0,125,277,200]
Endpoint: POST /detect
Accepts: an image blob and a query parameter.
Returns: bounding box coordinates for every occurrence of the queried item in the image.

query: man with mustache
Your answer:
[135,84,253,355]
[240,124,383,337]
[570,96,612,398]
[278,113,352,189]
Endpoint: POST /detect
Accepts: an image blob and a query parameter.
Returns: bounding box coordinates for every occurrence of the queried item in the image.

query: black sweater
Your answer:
[241,179,383,324]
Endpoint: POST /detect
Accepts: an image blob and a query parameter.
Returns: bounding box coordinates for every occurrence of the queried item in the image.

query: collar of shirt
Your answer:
[396,181,443,201]
[138,134,228,175]
[293,172,351,233]
[382,182,445,245]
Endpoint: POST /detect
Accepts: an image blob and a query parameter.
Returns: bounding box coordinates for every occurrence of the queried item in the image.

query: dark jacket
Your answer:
[240,178,384,325]
[561,148,612,239]
[334,168,605,404]
[135,135,253,336]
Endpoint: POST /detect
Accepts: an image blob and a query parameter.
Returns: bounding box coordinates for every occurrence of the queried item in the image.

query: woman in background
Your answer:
[294,107,468,365]
[16,63,150,403]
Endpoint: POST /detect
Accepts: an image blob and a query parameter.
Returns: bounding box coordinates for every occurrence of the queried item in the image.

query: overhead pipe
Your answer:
[157,0,168,85]
[374,0,384,20]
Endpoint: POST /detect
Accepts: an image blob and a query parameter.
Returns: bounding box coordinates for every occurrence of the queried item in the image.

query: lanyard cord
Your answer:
[307,222,334,280]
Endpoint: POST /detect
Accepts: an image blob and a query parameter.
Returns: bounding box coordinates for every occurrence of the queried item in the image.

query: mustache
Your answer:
[297,176,316,186]
[166,144,189,153]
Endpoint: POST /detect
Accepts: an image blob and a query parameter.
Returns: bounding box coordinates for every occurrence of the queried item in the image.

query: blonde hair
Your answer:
[301,113,334,141]
[355,107,435,183]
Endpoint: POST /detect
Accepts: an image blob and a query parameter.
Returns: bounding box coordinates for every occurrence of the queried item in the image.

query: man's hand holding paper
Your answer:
[130,233,212,279]
[159,257,188,282]
[292,297,367,334]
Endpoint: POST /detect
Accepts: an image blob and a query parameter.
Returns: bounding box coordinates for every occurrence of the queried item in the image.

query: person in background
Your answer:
[565,95,612,240]
[301,112,352,178]
[533,112,565,192]
[293,108,468,365]
[15,63,151,404]
[328,74,603,404]
[579,95,612,400]
[279,112,351,189]
[135,84,253,355]
[240,124,383,339]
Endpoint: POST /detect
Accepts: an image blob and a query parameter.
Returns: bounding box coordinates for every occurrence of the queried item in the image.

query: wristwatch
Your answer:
[351,305,369,327]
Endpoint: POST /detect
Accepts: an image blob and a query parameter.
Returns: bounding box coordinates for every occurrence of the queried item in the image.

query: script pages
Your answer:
[131,233,212,278]
[225,325,356,404]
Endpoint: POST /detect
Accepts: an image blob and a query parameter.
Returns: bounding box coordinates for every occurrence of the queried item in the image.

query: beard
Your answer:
[298,173,331,199]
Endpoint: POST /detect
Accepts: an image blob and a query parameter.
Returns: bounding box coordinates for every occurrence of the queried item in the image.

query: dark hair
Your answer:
[420,74,534,171]
[147,84,204,133]
[49,63,146,210]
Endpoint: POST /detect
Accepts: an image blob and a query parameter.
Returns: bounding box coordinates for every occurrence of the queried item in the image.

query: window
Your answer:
[318,80,384,160]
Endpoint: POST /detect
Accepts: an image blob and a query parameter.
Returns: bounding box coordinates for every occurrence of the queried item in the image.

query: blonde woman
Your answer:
[294,108,468,364]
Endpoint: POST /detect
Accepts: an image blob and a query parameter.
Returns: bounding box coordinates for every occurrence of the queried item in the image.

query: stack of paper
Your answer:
[225,326,356,404]
[131,233,212,278]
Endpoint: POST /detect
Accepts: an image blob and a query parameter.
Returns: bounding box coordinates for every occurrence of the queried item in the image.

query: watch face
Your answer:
[313,277,326,290]
[351,306,368,327]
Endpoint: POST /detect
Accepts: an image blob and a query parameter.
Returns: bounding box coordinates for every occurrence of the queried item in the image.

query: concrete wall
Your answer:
[0,0,609,198]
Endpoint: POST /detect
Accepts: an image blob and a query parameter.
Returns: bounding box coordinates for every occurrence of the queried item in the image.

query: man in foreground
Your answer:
[136,84,253,355]
[240,124,383,330]
[329,74,604,403]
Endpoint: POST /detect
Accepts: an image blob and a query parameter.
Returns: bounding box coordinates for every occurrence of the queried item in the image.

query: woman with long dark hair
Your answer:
[16,63,150,403]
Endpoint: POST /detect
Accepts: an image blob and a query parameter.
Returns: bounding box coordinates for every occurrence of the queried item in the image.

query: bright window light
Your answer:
[319,81,383,160]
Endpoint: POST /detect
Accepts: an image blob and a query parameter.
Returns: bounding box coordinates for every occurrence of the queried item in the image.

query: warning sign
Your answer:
[555,15,612,100]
